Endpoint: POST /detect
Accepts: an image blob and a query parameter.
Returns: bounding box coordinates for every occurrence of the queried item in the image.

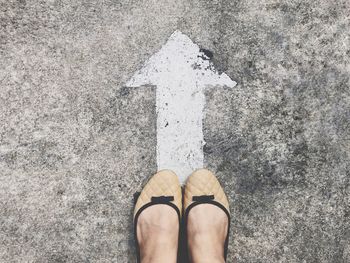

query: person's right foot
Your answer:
[187,203,228,263]
[184,169,230,263]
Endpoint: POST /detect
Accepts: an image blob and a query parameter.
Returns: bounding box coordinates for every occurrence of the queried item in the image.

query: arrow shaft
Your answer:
[156,83,204,183]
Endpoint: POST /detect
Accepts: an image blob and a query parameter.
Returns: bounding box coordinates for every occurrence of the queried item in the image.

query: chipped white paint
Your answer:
[126,30,236,182]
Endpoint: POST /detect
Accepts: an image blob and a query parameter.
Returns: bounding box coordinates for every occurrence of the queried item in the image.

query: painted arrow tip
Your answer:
[125,30,236,89]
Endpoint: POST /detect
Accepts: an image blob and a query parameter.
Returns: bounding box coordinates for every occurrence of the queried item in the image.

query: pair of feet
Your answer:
[135,169,229,263]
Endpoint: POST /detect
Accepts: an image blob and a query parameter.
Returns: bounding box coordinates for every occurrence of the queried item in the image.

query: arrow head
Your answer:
[126,30,236,89]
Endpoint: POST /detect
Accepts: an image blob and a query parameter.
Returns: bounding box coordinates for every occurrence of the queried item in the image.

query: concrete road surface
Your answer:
[1,0,349,262]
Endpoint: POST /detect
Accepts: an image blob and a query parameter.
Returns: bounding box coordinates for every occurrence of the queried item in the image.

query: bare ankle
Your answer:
[140,241,178,263]
[191,257,225,263]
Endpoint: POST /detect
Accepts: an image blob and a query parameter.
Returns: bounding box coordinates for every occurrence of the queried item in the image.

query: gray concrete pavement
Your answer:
[1,0,349,262]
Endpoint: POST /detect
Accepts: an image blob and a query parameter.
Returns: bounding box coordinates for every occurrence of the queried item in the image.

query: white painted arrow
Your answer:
[126,30,236,183]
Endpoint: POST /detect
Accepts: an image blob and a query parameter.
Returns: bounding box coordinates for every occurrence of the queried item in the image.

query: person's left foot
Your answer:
[134,170,182,263]
[137,204,179,263]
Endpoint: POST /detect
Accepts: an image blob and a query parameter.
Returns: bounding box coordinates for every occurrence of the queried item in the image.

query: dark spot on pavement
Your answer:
[120,86,130,96]
[198,48,213,60]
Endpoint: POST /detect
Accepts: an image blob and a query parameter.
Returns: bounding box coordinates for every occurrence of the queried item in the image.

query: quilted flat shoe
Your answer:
[134,170,182,263]
[184,168,230,261]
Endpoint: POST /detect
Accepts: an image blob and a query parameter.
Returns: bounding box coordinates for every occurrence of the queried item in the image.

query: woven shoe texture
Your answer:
[134,169,182,217]
[184,168,230,212]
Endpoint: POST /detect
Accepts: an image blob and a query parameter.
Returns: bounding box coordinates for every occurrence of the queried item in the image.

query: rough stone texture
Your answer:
[0,0,349,262]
